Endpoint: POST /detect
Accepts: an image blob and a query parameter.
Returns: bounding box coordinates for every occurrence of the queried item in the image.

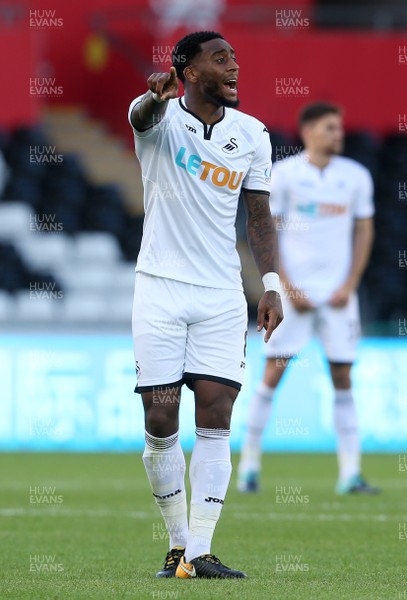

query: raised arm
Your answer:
[129,66,178,131]
[242,190,284,341]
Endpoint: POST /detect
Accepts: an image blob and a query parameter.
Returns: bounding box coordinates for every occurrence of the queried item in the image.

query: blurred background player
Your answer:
[238,102,380,495]
[129,31,282,579]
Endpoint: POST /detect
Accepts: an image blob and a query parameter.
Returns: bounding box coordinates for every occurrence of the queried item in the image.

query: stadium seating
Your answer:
[0,121,405,328]
[0,290,14,320]
[0,202,33,241]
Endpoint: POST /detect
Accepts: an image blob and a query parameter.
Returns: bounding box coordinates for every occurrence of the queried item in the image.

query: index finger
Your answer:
[264,309,279,343]
[147,72,171,94]
[156,72,173,95]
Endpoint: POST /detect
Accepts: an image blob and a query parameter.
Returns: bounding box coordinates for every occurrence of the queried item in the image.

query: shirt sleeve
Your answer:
[353,166,375,218]
[268,161,288,216]
[128,95,163,140]
[242,126,272,194]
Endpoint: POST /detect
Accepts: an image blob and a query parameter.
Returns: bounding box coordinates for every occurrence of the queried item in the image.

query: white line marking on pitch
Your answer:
[0,508,152,518]
[1,482,141,491]
[231,512,404,522]
[0,508,405,522]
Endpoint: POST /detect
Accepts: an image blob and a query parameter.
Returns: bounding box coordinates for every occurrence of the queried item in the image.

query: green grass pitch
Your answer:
[0,453,406,599]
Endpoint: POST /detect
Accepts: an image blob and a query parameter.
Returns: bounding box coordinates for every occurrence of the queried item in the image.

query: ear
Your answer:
[183,65,198,84]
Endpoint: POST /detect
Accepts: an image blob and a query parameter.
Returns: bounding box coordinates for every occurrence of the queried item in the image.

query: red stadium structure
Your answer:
[1,0,406,139]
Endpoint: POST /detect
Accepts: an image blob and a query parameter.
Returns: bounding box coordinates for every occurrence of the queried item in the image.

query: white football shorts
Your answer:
[265,291,360,363]
[132,272,248,392]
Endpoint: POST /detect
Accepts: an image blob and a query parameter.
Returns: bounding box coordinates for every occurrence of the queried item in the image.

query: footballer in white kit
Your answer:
[238,102,380,496]
[129,92,272,391]
[264,150,373,361]
[129,31,283,579]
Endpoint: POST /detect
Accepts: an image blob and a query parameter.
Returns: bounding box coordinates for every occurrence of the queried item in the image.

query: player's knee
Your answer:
[264,371,283,388]
[198,411,231,429]
[143,399,180,436]
[331,368,351,389]
[144,409,178,436]
[196,392,236,429]
[264,358,286,387]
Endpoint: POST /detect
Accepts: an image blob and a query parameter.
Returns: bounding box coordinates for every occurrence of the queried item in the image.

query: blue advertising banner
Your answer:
[0,333,406,452]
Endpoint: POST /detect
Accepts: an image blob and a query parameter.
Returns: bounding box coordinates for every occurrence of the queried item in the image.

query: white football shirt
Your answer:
[128,95,272,290]
[270,152,374,305]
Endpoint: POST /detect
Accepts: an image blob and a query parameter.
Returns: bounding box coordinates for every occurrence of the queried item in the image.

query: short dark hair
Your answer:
[299,102,342,127]
[172,31,224,83]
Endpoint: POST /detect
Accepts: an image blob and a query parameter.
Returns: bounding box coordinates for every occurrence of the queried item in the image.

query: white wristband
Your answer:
[262,272,281,294]
[152,92,165,103]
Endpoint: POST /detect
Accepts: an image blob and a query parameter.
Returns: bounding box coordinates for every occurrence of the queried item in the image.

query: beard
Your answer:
[202,78,240,108]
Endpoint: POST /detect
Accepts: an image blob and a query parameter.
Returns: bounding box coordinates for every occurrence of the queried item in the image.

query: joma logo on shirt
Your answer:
[175,146,243,190]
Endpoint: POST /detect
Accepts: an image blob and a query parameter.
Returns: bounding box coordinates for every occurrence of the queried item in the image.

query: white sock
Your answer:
[334,389,361,482]
[238,382,274,475]
[185,428,232,562]
[142,431,188,549]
